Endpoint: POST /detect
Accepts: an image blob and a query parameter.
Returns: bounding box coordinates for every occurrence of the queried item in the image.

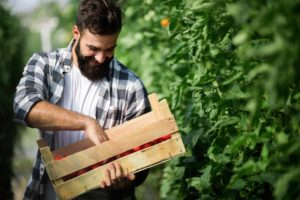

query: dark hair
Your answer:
[76,0,123,35]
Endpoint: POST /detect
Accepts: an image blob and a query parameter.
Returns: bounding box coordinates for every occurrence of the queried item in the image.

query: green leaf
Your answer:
[209,108,218,119]
[233,31,248,45]
[221,71,243,86]
[186,165,212,192]
[207,116,239,134]
[182,156,197,165]
[275,167,300,200]
[246,64,270,81]
[228,178,247,190]
[169,12,180,32]
[260,144,269,160]
[276,132,288,144]
[223,85,249,100]
[172,63,190,77]
[163,0,182,7]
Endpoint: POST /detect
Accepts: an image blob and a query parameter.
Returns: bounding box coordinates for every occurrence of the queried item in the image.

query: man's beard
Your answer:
[75,40,113,81]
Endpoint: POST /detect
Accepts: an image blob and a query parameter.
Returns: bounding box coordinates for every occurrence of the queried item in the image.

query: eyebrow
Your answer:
[87,44,117,51]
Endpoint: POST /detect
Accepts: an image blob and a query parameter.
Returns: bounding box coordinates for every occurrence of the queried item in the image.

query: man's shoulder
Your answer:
[30,48,66,63]
[112,59,141,83]
[28,47,70,70]
[111,59,146,91]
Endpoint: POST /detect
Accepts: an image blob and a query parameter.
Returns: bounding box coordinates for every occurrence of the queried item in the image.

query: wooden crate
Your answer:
[37,93,186,200]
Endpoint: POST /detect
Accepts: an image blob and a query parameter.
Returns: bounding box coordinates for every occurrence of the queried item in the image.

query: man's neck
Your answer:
[71,40,79,67]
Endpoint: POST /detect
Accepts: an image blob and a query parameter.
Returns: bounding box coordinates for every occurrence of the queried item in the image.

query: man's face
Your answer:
[74,28,119,81]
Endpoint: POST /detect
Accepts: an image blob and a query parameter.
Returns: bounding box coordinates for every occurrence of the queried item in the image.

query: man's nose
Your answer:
[94,51,106,63]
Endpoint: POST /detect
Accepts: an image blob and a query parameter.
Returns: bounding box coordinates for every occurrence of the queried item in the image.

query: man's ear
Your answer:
[73,26,80,40]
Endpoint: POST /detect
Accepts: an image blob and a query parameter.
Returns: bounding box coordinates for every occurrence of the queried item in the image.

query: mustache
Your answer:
[75,44,111,66]
[79,55,112,68]
[79,55,98,64]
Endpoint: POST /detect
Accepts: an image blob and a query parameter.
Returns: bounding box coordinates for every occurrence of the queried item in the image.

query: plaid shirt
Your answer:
[14,40,150,200]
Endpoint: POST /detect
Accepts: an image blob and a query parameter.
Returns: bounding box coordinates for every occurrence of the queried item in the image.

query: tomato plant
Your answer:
[157,0,300,199]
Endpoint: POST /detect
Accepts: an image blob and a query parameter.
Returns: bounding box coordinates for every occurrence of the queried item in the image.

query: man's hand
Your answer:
[84,118,109,145]
[100,162,135,190]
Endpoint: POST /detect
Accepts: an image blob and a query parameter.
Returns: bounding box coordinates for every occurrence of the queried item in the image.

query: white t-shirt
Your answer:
[46,65,104,199]
[54,65,102,148]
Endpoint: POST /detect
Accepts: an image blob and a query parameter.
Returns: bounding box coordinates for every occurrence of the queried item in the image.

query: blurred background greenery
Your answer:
[1,0,300,199]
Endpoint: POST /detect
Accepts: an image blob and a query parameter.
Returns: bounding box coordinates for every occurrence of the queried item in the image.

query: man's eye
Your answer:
[106,48,115,52]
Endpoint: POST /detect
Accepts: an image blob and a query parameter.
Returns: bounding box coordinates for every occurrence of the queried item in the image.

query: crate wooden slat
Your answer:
[37,93,186,200]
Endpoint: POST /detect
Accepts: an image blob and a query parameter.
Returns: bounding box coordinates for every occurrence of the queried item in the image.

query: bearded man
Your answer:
[13,0,150,199]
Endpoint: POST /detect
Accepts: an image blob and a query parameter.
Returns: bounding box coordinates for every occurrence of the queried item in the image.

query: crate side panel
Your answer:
[54,135,185,200]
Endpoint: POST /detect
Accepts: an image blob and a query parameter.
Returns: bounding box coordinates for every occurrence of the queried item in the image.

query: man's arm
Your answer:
[26,101,108,145]
[13,53,108,145]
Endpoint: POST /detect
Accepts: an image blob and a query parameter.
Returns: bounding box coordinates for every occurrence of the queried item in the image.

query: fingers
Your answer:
[105,166,113,187]
[100,163,122,188]
[114,163,123,182]
[85,118,109,145]
[98,129,109,142]
[94,122,109,143]
[100,168,111,188]
[109,163,118,185]
[91,135,101,146]
[100,162,136,190]
[125,169,135,181]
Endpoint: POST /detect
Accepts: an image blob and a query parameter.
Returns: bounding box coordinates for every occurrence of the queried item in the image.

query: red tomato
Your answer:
[160,18,170,27]
[91,164,98,170]
[141,142,152,149]
[120,149,135,157]
[152,138,160,145]
[54,155,64,161]
[63,173,76,181]
[91,161,104,169]
[77,169,86,176]
[160,134,172,141]
[119,151,130,157]
[132,145,141,152]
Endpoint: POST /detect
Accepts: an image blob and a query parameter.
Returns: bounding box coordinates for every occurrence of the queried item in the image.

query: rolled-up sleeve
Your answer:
[13,53,49,125]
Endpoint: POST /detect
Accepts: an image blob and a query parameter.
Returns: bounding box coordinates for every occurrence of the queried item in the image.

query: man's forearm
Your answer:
[26,101,108,145]
[26,100,90,131]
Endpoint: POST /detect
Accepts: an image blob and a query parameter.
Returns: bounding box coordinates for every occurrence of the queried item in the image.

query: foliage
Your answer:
[156,0,300,199]
[0,2,26,199]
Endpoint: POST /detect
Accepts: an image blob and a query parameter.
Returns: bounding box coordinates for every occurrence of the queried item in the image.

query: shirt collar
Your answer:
[59,39,75,74]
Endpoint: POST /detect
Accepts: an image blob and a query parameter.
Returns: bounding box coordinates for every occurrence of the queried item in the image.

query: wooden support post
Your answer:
[148,93,164,120]
[159,99,172,118]
[37,139,54,164]
[37,139,65,190]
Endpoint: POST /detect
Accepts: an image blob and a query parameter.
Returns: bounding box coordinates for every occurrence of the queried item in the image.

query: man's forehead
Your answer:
[80,30,119,48]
